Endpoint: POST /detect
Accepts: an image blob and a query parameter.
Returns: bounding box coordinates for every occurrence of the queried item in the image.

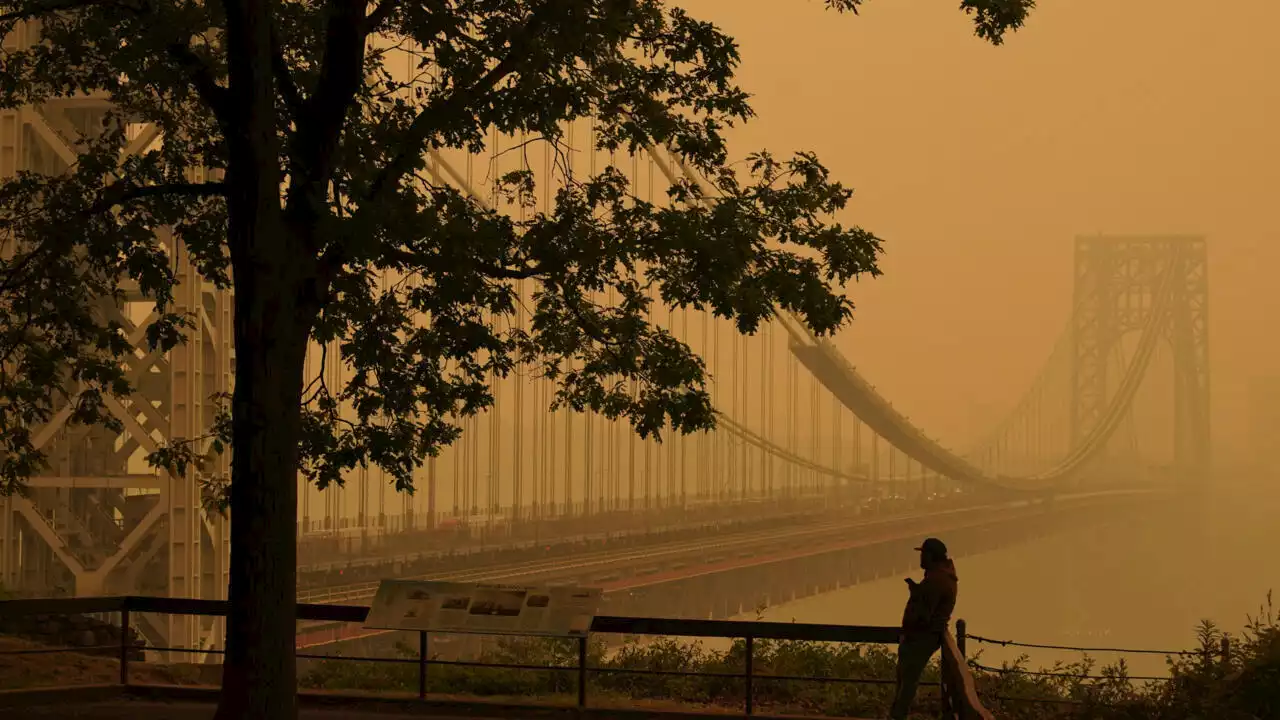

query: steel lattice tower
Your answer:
[1070,235,1210,484]
[0,22,232,660]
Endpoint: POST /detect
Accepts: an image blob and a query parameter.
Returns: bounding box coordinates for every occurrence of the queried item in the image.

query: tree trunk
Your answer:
[215,259,311,720]
[214,3,313,718]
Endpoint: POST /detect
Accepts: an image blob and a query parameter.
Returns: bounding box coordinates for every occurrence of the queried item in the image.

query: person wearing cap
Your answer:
[889,537,959,720]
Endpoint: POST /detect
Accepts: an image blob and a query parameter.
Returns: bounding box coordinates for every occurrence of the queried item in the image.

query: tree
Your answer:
[0,1,1033,718]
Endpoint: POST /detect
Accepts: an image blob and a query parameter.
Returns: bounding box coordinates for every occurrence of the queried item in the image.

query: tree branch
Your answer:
[86,180,228,215]
[0,180,223,295]
[164,40,231,128]
[313,3,560,280]
[269,17,304,118]
[563,295,624,351]
[382,245,544,281]
[362,0,397,33]
[315,1,562,280]
[478,263,543,280]
[360,1,561,216]
[287,0,373,230]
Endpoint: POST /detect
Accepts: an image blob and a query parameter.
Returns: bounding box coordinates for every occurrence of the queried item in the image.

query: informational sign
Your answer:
[363,579,603,637]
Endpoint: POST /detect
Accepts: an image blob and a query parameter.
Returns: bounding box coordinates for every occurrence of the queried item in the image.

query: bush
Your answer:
[975,593,1280,719]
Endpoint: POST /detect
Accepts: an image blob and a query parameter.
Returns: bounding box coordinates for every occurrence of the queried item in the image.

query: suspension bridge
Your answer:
[0,88,1208,661]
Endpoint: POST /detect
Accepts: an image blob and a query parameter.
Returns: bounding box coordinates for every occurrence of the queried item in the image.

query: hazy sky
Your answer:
[310,1,1277,523]
[677,0,1279,461]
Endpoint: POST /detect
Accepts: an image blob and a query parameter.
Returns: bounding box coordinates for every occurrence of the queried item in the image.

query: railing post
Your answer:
[744,636,754,716]
[577,634,588,709]
[119,606,131,687]
[418,630,428,700]
[956,619,967,659]
[1220,636,1231,671]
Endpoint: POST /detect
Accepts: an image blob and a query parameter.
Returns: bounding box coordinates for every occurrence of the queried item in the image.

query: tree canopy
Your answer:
[0,1,1033,718]
[0,0,1033,497]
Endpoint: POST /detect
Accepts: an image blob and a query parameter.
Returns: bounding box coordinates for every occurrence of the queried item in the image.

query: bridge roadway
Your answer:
[294,494,844,580]
[292,488,1160,648]
[297,511,872,604]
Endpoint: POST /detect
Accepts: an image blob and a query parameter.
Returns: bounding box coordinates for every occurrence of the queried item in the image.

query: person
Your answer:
[889,537,959,720]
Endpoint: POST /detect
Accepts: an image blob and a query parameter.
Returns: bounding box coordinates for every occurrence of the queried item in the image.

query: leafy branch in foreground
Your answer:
[0,1,887,499]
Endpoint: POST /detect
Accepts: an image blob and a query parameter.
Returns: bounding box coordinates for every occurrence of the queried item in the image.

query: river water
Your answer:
[743,481,1278,679]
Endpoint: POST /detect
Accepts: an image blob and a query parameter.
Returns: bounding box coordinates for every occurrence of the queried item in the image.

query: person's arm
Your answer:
[900,580,918,631]
[911,578,944,630]
[901,580,930,630]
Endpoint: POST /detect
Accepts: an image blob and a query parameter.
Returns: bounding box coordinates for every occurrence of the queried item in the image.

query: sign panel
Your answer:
[363,580,602,637]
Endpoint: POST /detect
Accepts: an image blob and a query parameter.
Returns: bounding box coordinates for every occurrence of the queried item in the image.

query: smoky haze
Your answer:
[664,0,1278,673]
[297,0,1279,565]
[290,0,1277,519]
[680,0,1278,463]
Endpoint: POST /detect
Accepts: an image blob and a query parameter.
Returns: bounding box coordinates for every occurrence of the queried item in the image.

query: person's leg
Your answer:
[889,647,915,720]
[889,635,941,719]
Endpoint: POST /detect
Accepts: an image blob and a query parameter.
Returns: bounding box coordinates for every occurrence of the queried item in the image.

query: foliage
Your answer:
[0,0,1036,500]
[0,0,882,500]
[1151,593,1280,720]
[300,634,926,717]
[299,598,1280,719]
[822,0,1037,45]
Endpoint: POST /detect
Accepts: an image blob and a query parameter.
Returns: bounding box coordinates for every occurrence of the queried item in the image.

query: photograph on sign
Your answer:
[469,587,527,617]
[441,595,470,610]
[364,580,601,637]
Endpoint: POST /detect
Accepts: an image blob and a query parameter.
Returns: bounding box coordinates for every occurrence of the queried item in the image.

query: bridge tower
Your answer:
[0,21,231,660]
[1070,235,1209,484]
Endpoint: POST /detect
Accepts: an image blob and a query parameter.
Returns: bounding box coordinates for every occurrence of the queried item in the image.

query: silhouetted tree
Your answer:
[0,2,1033,718]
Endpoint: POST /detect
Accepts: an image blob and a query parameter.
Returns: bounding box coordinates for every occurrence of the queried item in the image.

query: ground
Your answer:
[0,636,206,690]
[3,700,535,720]
[0,635,870,719]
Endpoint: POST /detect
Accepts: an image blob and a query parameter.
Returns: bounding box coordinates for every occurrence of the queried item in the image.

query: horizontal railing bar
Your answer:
[592,616,901,643]
[0,595,127,616]
[385,658,579,673]
[122,596,227,617]
[143,645,227,655]
[296,652,417,665]
[3,596,903,645]
[0,643,121,655]
[755,673,931,687]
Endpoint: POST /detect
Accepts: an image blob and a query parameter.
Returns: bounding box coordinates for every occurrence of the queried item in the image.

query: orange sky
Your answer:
[677,0,1279,461]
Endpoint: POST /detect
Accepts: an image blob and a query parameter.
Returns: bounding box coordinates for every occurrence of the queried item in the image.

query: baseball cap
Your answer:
[914,537,948,558]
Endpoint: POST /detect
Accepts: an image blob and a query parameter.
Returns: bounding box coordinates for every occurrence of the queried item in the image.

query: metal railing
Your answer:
[0,595,994,719]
